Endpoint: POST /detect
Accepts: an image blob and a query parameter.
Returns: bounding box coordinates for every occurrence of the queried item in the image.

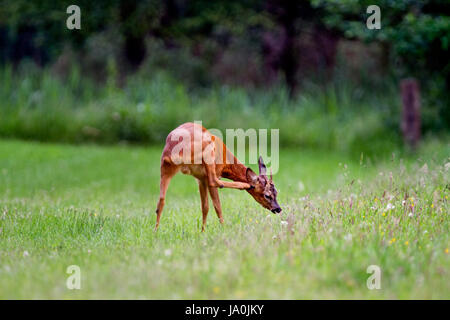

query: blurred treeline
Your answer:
[0,0,448,154]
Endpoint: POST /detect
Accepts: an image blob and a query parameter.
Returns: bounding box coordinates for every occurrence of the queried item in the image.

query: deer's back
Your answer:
[161,123,228,178]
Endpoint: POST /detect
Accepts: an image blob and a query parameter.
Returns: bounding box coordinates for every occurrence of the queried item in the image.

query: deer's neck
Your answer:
[216,141,248,183]
[221,157,248,183]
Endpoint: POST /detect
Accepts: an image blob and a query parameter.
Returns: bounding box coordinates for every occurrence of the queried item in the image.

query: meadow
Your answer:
[0,138,448,299]
[1,0,448,301]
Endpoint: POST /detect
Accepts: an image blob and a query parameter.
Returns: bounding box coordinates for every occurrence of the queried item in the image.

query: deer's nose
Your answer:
[271,207,282,214]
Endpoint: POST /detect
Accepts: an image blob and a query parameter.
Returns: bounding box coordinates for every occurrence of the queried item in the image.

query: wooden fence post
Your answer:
[400,78,421,149]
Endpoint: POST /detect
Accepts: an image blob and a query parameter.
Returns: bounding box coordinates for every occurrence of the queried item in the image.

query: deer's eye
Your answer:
[264,194,272,200]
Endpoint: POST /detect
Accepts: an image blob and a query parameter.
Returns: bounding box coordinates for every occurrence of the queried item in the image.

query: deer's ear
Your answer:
[258,156,267,176]
[246,168,258,185]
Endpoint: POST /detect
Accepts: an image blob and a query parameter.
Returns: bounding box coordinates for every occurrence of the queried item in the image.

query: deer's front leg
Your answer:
[198,179,209,232]
[208,186,224,224]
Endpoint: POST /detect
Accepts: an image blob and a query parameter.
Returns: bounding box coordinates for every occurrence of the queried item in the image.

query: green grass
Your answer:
[0,139,448,299]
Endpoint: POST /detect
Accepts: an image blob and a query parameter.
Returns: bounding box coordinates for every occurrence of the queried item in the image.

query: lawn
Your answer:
[0,139,448,299]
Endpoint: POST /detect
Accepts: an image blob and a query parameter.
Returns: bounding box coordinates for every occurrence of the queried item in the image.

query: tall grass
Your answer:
[0,62,405,156]
[0,140,448,298]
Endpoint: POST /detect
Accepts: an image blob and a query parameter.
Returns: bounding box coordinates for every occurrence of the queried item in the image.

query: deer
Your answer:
[155,122,282,231]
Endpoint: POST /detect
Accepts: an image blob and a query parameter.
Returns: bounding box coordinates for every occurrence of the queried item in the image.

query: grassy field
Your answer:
[0,139,448,299]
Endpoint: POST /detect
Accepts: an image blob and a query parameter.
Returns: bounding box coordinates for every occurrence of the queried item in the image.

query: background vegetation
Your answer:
[0,0,448,299]
[0,0,449,154]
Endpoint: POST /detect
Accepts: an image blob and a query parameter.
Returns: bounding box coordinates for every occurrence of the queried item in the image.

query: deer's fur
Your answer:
[155,122,281,231]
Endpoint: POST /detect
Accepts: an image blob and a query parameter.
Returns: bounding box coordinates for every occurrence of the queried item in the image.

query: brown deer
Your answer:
[155,122,281,231]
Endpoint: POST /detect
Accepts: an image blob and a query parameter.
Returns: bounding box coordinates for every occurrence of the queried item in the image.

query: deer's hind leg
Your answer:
[208,186,224,224]
[155,160,178,231]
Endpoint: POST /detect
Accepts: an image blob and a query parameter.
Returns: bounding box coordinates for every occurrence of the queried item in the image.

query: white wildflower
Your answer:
[298,181,305,192]
[23,250,29,257]
[386,203,395,211]
[280,221,288,227]
[164,249,172,257]
[344,234,352,242]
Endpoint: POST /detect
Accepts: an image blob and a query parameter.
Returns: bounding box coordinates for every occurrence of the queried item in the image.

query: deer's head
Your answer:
[246,156,282,214]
